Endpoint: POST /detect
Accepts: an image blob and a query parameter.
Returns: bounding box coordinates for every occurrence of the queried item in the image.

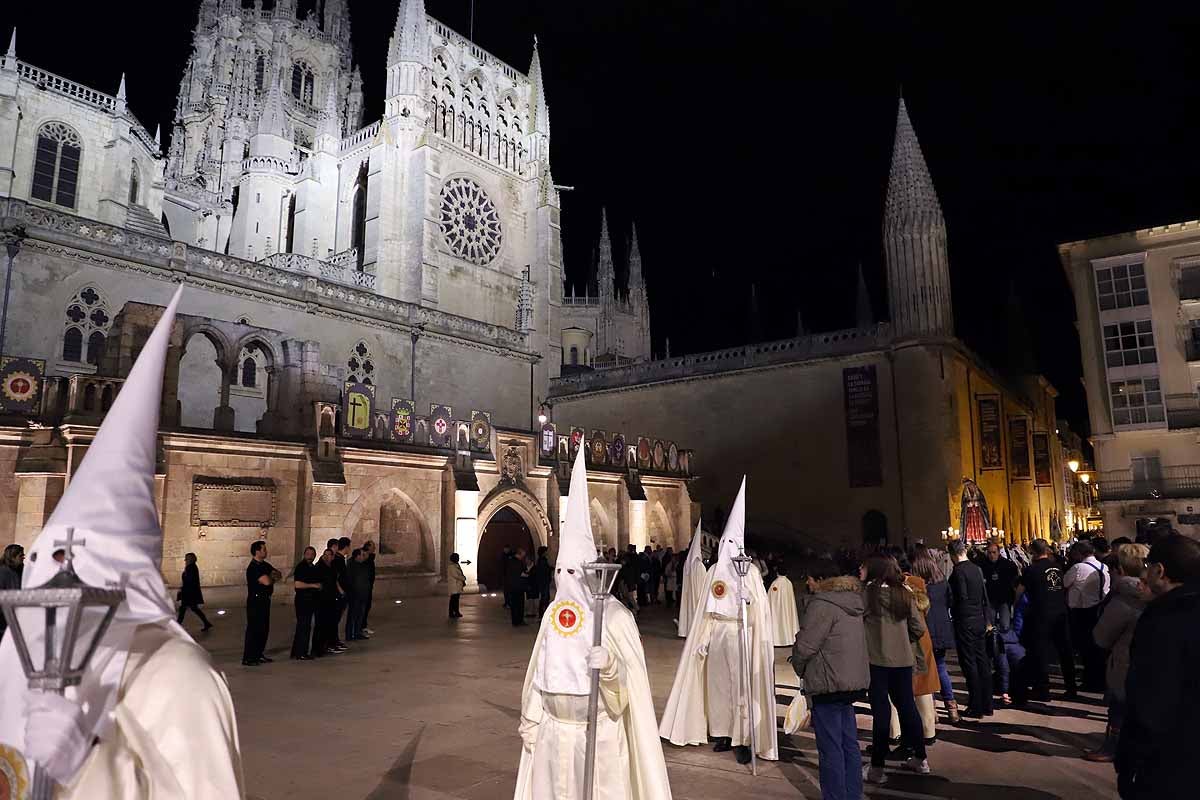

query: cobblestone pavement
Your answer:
[189,593,1118,799]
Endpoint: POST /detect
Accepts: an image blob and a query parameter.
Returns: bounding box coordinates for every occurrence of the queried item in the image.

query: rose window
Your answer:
[439,177,502,265]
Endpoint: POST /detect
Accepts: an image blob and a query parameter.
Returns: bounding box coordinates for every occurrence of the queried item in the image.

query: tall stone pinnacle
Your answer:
[855,262,873,327]
[388,0,428,66]
[628,221,644,291]
[316,79,341,141]
[5,27,15,59]
[257,74,287,137]
[883,97,954,338]
[528,36,550,136]
[597,208,614,299]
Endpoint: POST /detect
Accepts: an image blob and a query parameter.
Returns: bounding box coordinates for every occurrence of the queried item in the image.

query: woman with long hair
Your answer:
[862,553,931,784]
[911,544,959,722]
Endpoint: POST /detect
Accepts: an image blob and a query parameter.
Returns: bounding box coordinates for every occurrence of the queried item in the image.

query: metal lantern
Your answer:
[0,529,125,800]
[730,551,758,775]
[579,560,622,800]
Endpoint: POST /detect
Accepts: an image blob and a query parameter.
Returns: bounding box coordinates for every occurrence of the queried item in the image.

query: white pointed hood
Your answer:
[685,518,704,570]
[0,286,186,754]
[533,446,597,695]
[703,476,746,617]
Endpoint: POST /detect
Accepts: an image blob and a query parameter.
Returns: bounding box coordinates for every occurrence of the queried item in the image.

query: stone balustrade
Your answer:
[17,62,117,112]
[65,374,124,421]
[339,122,381,154]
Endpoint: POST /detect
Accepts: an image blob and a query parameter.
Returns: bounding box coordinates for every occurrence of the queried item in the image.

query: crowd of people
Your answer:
[788,531,1200,799]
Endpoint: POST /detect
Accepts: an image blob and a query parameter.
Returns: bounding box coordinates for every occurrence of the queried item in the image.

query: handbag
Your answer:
[783,689,810,734]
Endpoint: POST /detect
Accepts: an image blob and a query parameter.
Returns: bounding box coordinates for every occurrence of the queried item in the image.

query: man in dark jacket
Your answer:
[1116,534,1200,799]
[291,546,322,660]
[0,544,25,642]
[792,560,868,800]
[176,552,213,632]
[1015,538,1076,704]
[345,548,372,641]
[361,539,377,636]
[504,547,527,626]
[949,540,993,717]
[530,546,552,615]
[983,542,1019,631]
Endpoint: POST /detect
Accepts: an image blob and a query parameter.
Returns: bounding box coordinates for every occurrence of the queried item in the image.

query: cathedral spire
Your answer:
[316,79,341,143]
[388,0,429,67]
[4,27,16,66]
[855,262,873,327]
[883,97,954,338]
[257,73,288,137]
[597,208,614,299]
[154,124,161,149]
[528,36,550,137]
[628,221,645,292]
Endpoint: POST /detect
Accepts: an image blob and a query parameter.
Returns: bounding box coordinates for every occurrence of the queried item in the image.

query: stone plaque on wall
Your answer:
[191,476,278,527]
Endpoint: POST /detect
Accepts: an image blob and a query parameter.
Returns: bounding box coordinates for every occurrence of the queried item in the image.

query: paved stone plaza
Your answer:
[192,595,1117,800]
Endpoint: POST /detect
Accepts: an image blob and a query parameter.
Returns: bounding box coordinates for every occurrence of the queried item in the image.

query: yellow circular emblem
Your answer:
[550,599,585,636]
[711,580,728,599]
[0,743,30,800]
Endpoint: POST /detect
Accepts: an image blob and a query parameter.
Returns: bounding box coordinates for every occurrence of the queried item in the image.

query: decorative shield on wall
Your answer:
[636,437,652,469]
[610,433,626,467]
[652,440,666,470]
[0,357,44,414]
[668,442,679,472]
[390,398,415,443]
[680,449,692,475]
[430,404,453,448]
[589,430,607,465]
[540,422,557,457]
[342,381,375,438]
[570,427,585,460]
[471,410,492,451]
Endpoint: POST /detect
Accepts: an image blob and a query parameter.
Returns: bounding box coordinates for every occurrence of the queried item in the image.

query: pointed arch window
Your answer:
[241,357,257,388]
[62,285,112,366]
[346,340,376,386]
[291,62,315,104]
[255,55,265,91]
[31,122,82,209]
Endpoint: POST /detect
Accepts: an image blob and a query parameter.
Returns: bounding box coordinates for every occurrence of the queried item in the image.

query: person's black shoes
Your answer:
[734,746,752,765]
[200,625,214,632]
[713,737,732,752]
[258,655,274,663]
[241,659,262,667]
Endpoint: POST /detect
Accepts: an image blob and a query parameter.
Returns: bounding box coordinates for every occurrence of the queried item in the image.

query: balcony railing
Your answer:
[257,251,376,291]
[1097,465,1200,501]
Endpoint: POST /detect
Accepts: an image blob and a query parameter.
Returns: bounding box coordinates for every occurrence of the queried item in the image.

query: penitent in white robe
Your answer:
[659,564,778,761]
[59,623,244,799]
[676,554,708,639]
[767,576,801,647]
[514,597,672,800]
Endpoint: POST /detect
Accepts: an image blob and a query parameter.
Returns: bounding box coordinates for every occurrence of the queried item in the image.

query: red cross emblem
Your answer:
[434,418,448,435]
[711,580,727,599]
[550,600,584,636]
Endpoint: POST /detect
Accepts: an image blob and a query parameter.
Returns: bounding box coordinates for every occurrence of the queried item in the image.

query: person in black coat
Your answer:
[1116,534,1200,800]
[361,540,377,635]
[242,541,279,666]
[982,542,1019,631]
[312,548,346,657]
[0,544,25,643]
[948,540,993,717]
[177,552,213,632]
[912,545,958,721]
[504,548,527,626]
[530,546,553,615]
[345,548,372,640]
[291,547,322,660]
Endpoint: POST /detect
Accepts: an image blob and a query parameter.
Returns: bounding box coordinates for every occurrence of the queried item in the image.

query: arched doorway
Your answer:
[862,510,888,546]
[478,507,534,592]
[178,332,224,429]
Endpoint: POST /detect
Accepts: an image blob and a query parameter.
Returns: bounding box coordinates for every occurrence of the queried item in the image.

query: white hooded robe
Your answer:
[513,448,672,800]
[767,575,800,647]
[658,478,778,761]
[0,288,245,799]
[676,522,708,639]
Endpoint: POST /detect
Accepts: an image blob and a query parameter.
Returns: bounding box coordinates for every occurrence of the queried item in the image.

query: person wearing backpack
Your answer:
[1064,540,1110,693]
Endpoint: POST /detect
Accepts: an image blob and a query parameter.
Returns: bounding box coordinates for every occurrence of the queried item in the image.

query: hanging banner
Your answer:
[470,410,492,452]
[843,365,883,487]
[342,381,375,438]
[430,404,453,448]
[0,357,45,414]
[1008,417,1031,480]
[540,422,557,457]
[977,395,1003,470]
[1033,432,1053,486]
[390,399,415,443]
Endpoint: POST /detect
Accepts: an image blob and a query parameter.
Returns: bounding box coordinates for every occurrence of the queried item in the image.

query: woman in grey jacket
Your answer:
[792,560,868,800]
[1085,542,1148,762]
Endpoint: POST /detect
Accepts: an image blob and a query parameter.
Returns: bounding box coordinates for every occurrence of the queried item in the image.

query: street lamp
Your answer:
[0,529,125,800]
[537,402,548,426]
[579,560,622,800]
[1080,472,1090,485]
[730,551,758,776]
[1068,459,1080,473]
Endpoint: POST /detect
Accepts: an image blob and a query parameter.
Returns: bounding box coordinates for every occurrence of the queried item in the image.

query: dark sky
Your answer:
[7,1,1200,437]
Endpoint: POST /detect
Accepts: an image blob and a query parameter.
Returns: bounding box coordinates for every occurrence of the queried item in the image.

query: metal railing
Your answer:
[1097,465,1200,501]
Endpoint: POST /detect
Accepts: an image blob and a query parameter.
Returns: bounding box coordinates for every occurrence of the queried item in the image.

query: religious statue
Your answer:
[958,477,991,543]
[501,445,524,485]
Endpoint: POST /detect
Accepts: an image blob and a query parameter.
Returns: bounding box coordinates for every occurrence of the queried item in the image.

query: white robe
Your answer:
[59,623,244,799]
[515,597,672,800]
[767,576,800,647]
[676,556,708,638]
[659,564,778,760]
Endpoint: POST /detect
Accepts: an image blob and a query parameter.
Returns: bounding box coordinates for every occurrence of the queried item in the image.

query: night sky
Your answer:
[6,1,1200,438]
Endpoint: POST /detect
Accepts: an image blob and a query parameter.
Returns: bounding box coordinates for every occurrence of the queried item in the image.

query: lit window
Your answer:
[31,122,82,209]
[1103,320,1156,367]
[1096,263,1148,310]
[1110,378,1164,426]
